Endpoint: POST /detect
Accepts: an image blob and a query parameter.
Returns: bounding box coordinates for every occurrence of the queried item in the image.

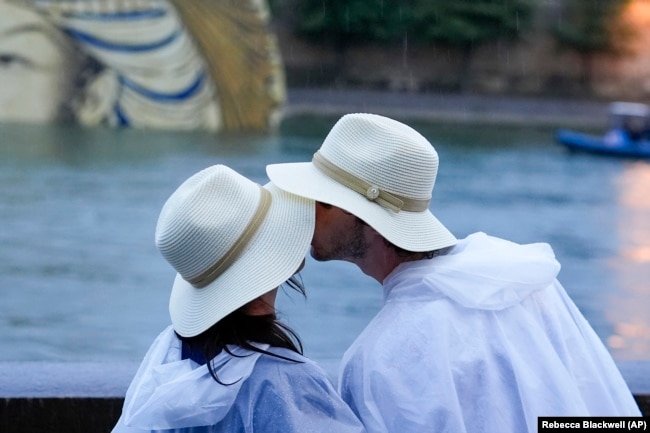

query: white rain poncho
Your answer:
[112,326,366,433]
[339,232,641,433]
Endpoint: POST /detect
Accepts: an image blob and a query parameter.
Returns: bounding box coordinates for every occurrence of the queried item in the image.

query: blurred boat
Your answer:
[556,102,650,159]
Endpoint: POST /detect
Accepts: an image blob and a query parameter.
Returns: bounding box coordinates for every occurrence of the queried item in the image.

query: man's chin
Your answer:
[310,246,331,262]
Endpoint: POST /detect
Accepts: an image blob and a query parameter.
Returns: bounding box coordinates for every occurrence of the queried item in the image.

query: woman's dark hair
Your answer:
[176,275,305,384]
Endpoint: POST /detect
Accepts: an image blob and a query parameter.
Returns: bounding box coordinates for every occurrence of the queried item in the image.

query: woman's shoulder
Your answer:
[235,349,366,433]
[247,347,335,391]
[256,347,326,376]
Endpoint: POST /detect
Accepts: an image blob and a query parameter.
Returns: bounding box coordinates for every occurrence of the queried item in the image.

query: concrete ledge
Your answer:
[0,362,139,433]
[0,362,139,398]
[1,397,123,433]
[1,361,648,433]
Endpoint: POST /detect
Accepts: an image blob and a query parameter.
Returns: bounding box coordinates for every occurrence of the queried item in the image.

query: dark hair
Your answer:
[176,275,305,385]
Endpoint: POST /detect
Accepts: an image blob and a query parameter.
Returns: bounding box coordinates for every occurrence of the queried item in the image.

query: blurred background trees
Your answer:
[292,0,410,82]
[269,0,642,99]
[406,0,535,92]
[552,0,635,91]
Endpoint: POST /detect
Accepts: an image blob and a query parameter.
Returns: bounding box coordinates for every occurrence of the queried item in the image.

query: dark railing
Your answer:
[1,361,648,433]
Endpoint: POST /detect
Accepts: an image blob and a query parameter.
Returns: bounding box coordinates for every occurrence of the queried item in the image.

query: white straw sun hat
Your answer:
[267,113,456,252]
[155,165,314,337]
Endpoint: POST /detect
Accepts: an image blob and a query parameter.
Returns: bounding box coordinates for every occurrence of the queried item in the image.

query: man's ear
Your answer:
[72,70,118,126]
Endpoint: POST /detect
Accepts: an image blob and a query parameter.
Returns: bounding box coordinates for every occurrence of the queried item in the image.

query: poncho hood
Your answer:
[120,325,265,430]
[384,232,561,310]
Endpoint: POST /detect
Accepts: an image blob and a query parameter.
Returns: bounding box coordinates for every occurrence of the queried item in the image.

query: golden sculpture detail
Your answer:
[172,0,285,131]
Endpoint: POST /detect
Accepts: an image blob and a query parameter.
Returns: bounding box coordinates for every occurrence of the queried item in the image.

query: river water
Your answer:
[1,116,649,367]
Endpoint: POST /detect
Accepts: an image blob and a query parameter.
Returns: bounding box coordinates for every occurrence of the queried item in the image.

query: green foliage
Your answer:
[553,0,634,55]
[293,0,536,49]
[408,0,536,48]
[296,0,411,46]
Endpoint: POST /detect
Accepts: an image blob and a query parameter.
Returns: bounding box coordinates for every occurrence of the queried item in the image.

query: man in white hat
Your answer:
[267,113,641,432]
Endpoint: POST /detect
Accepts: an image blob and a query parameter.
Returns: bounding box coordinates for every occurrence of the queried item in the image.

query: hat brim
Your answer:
[169,183,314,337]
[267,162,456,252]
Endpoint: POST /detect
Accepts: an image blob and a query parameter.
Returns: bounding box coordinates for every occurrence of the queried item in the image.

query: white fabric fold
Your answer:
[385,232,561,309]
[122,325,266,430]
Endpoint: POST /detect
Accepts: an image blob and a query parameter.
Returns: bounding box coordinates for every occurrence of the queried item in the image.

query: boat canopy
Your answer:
[609,102,650,118]
[608,102,650,132]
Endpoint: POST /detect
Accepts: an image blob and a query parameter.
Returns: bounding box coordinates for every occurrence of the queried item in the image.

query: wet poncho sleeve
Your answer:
[237,352,367,433]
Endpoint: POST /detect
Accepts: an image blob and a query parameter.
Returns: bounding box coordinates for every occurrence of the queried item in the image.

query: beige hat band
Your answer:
[312,152,430,213]
[188,186,272,288]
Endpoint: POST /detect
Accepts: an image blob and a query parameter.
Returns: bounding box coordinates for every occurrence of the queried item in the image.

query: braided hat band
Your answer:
[312,152,430,213]
[187,187,271,288]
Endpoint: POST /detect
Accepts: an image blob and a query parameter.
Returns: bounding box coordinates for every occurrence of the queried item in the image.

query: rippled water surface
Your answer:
[1,117,649,365]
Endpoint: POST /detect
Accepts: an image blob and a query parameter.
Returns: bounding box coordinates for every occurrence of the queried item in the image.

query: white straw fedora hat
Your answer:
[155,165,314,337]
[267,113,456,252]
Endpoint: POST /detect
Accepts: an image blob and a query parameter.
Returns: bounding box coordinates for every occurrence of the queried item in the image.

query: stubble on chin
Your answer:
[310,217,367,262]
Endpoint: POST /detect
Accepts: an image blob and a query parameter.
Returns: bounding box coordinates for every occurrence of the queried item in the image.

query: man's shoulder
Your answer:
[344,309,418,361]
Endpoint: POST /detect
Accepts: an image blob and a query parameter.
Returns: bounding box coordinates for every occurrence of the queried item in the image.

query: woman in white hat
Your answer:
[111,165,366,433]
